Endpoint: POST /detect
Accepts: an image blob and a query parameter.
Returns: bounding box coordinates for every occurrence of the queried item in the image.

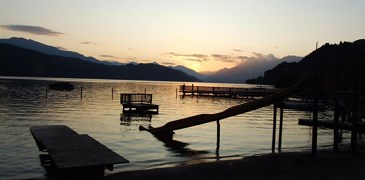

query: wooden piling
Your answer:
[351,66,360,153]
[46,89,48,99]
[278,106,284,152]
[112,88,114,100]
[311,71,321,156]
[272,104,277,153]
[216,120,220,154]
[333,99,339,152]
[80,87,83,100]
[182,84,186,97]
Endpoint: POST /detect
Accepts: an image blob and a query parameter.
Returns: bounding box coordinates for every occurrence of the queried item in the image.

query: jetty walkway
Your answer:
[179,84,278,98]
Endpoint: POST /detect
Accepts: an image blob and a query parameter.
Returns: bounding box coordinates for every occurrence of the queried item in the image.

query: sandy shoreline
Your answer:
[104,149,365,180]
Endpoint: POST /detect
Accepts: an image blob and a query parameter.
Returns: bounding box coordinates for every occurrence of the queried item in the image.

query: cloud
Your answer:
[211,54,238,63]
[165,52,209,62]
[232,49,242,52]
[100,54,118,59]
[182,58,209,62]
[164,51,278,64]
[1,24,63,36]
[161,62,176,66]
[81,41,105,46]
[210,52,279,64]
[123,56,137,61]
[167,52,208,59]
[238,52,278,62]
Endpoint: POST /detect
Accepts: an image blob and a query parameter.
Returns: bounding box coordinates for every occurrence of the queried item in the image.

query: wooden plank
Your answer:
[30,125,79,151]
[45,135,129,169]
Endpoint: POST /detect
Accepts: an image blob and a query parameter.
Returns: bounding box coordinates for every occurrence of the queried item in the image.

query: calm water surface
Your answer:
[0,76,350,179]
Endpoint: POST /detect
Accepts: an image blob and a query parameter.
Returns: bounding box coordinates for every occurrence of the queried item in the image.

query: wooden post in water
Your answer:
[216,120,220,154]
[351,67,360,153]
[80,87,83,100]
[333,99,340,152]
[176,88,178,99]
[112,88,114,100]
[46,89,48,99]
[182,84,186,97]
[144,88,147,95]
[311,71,321,156]
[278,106,284,152]
[312,92,318,156]
[272,104,277,153]
[191,84,194,96]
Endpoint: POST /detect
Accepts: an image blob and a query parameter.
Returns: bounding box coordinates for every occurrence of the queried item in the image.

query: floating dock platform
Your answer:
[120,93,159,114]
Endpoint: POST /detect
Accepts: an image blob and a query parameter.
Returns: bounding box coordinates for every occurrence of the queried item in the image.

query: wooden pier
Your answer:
[30,125,129,178]
[179,84,278,98]
[120,93,159,114]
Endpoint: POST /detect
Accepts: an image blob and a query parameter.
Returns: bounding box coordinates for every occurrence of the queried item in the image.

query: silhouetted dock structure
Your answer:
[142,71,364,156]
[30,125,129,178]
[179,84,278,98]
[120,93,159,114]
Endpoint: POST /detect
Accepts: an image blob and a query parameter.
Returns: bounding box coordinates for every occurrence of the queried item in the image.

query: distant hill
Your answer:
[247,40,365,89]
[0,43,201,82]
[0,37,124,66]
[170,65,209,80]
[204,56,302,83]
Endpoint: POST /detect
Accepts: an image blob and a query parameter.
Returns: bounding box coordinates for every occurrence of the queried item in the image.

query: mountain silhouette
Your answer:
[204,56,302,83]
[0,43,201,82]
[169,65,209,80]
[247,40,365,89]
[0,37,124,66]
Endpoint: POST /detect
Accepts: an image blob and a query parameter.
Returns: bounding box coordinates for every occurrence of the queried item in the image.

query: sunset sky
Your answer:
[1,0,364,72]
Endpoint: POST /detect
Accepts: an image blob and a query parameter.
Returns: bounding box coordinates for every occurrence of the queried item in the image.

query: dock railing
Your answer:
[120,93,153,104]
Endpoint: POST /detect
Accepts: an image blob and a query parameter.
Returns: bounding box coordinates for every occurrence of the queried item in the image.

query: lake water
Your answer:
[0,76,350,179]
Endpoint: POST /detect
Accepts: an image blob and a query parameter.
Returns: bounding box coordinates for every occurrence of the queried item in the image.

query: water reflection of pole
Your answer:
[46,89,48,99]
[216,120,220,157]
[112,88,114,100]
